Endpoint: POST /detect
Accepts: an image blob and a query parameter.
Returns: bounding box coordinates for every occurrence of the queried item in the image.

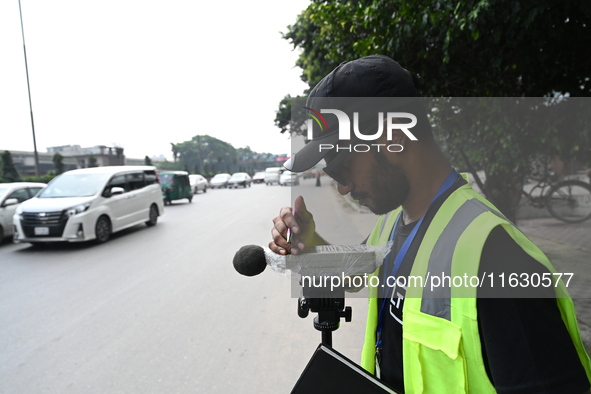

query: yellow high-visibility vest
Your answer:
[361,176,591,393]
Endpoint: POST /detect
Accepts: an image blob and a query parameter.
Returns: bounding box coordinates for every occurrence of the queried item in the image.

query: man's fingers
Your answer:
[279,206,299,233]
[271,223,292,255]
[272,214,291,237]
[268,240,287,255]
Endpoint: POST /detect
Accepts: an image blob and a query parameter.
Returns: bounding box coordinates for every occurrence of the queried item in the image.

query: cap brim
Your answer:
[284,132,340,172]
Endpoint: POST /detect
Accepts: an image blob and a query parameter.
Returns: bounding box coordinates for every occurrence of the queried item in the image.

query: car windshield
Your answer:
[0,187,8,199]
[160,174,174,185]
[230,174,246,180]
[39,173,110,198]
[212,174,228,181]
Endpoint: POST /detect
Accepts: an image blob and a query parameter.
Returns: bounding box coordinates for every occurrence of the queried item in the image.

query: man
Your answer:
[269,55,591,393]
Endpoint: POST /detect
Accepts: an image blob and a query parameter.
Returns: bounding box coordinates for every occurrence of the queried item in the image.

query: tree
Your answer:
[280,0,591,221]
[144,156,153,166]
[171,143,179,162]
[52,153,65,175]
[156,160,182,171]
[173,135,237,175]
[274,95,308,135]
[284,0,590,96]
[0,151,21,182]
[88,155,98,168]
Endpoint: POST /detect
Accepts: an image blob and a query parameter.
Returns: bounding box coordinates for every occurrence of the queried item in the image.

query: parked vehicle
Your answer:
[160,171,192,205]
[228,172,252,188]
[279,170,300,186]
[0,182,46,243]
[189,174,208,194]
[264,167,283,185]
[13,166,164,244]
[210,173,231,189]
[252,171,266,184]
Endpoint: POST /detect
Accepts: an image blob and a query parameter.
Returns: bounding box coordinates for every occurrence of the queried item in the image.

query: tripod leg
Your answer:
[322,330,332,348]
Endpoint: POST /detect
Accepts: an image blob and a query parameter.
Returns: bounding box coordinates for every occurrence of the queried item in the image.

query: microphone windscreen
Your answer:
[233,245,268,276]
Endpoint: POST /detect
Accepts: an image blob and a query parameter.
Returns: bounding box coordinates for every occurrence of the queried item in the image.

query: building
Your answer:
[5,145,127,177]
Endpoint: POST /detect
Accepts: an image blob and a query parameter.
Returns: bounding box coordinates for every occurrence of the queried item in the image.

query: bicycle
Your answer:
[522,170,591,223]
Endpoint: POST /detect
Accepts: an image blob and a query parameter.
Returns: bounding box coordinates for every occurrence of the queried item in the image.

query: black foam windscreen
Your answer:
[233,245,268,277]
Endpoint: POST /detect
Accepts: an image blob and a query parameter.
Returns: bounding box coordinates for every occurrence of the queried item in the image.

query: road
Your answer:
[0,179,374,394]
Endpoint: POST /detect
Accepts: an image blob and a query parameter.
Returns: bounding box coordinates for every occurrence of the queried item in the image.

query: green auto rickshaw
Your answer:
[160,171,192,205]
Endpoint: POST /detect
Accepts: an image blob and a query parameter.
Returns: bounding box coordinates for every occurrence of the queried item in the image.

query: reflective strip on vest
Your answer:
[420,198,504,320]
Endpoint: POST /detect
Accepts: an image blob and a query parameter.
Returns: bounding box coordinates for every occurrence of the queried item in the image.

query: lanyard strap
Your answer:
[375,168,458,351]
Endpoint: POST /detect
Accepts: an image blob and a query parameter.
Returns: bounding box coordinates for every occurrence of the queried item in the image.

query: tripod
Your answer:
[297,277,352,347]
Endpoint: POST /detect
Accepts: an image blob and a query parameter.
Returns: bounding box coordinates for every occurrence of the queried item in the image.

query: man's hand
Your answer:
[269,195,322,255]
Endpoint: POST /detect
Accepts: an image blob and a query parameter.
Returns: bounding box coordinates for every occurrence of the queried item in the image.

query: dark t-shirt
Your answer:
[375,178,589,394]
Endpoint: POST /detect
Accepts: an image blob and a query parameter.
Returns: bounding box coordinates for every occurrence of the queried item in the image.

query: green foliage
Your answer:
[173,135,237,176]
[144,156,153,166]
[284,0,590,96]
[0,151,21,182]
[156,160,183,171]
[274,95,308,135]
[22,172,57,183]
[171,143,179,162]
[52,153,65,175]
[167,135,278,177]
[87,155,98,168]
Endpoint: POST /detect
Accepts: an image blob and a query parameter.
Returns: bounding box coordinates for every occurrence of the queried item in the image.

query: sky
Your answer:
[0,0,310,161]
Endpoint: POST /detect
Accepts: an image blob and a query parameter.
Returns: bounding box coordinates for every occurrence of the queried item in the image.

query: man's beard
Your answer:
[360,152,410,215]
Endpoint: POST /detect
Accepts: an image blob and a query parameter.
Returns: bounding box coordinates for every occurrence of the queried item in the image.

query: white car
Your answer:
[0,182,46,243]
[228,172,252,188]
[209,173,231,189]
[189,174,208,194]
[279,170,300,186]
[13,166,164,245]
[252,171,266,184]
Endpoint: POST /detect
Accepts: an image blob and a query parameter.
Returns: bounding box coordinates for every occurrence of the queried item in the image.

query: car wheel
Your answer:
[95,215,111,243]
[146,204,158,227]
[203,187,207,193]
[0,225,4,244]
[188,195,193,203]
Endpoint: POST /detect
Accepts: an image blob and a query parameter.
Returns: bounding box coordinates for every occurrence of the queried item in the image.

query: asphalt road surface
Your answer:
[0,178,374,394]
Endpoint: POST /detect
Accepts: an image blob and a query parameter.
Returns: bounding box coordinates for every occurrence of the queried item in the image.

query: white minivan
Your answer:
[13,166,164,245]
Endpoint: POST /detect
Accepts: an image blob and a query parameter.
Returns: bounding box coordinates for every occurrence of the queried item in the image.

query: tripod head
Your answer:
[297,276,352,347]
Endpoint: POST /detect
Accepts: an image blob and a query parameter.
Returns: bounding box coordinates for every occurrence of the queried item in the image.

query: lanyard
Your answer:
[375,168,458,354]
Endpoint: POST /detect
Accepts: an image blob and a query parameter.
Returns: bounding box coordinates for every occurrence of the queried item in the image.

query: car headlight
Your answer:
[67,203,91,217]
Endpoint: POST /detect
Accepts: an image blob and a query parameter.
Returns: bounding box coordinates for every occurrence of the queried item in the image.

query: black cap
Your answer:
[284,55,420,172]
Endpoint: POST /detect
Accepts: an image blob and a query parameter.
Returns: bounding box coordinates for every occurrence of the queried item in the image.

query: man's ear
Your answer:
[379,117,406,145]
